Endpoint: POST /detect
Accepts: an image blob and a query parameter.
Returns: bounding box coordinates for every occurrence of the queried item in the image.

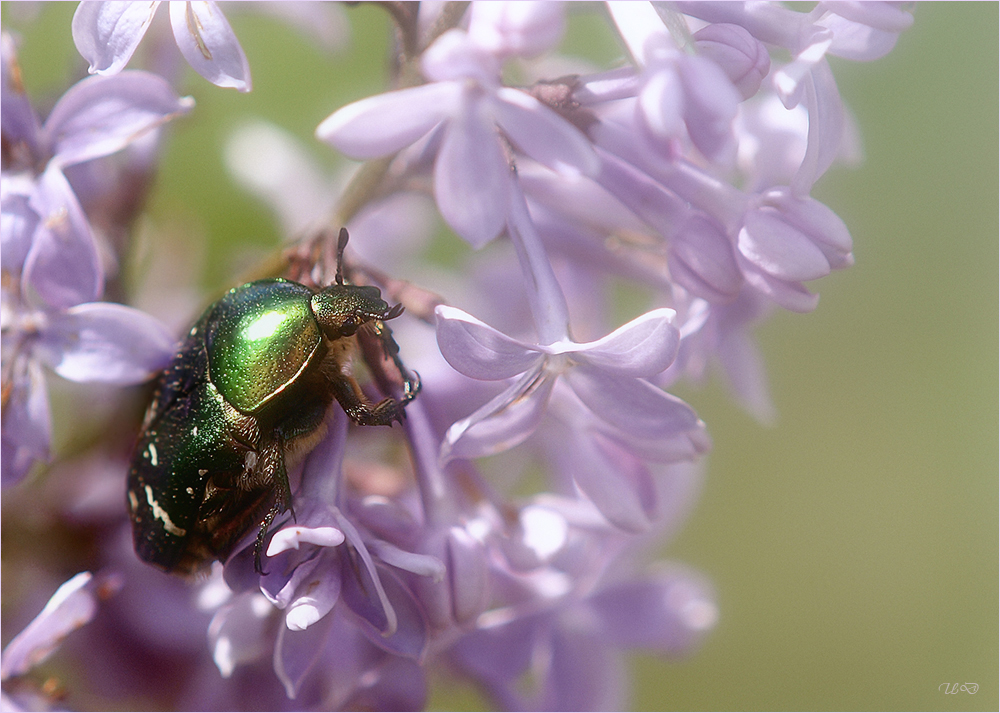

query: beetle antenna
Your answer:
[335,227,349,286]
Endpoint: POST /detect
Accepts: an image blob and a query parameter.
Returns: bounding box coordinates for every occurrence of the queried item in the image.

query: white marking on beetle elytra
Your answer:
[128,490,139,512]
[147,443,158,467]
[145,485,187,537]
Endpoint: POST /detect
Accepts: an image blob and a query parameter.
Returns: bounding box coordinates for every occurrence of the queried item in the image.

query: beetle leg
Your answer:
[327,370,405,426]
[252,437,295,574]
[253,501,281,575]
[362,319,422,407]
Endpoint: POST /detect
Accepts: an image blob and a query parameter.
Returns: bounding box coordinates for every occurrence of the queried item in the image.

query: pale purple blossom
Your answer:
[317,6,597,247]
[434,303,707,464]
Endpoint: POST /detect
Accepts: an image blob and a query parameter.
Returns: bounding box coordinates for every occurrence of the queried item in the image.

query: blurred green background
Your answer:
[5,3,996,711]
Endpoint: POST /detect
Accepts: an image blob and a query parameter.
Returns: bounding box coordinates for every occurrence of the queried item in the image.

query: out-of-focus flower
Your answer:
[2,32,194,307]
[1,571,122,709]
[450,555,716,709]
[1,33,186,484]
[72,1,252,92]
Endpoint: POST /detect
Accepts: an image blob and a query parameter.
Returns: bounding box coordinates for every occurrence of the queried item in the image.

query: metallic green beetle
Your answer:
[127,229,419,575]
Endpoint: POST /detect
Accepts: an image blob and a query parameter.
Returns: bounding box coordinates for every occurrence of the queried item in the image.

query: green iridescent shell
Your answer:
[204,279,321,414]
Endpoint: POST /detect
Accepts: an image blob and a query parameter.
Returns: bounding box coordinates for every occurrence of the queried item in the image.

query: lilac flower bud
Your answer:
[738,188,853,312]
[693,23,771,100]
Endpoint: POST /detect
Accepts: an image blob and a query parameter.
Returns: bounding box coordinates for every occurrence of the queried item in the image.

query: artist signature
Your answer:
[939,682,978,694]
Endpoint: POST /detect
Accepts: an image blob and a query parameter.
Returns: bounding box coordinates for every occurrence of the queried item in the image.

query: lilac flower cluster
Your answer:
[1,2,912,710]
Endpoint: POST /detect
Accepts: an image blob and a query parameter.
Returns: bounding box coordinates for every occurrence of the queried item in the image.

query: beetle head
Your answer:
[311,284,398,339]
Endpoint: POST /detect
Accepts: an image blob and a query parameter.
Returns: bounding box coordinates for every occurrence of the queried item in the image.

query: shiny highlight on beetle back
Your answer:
[205,279,322,414]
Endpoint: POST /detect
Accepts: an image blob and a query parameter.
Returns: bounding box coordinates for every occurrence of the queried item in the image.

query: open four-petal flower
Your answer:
[435,304,706,464]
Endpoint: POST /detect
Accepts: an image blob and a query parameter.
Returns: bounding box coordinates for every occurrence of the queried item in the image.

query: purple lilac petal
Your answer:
[679,54,740,162]
[774,32,833,110]
[434,90,511,247]
[44,71,194,167]
[333,513,398,633]
[506,177,572,345]
[451,614,539,685]
[565,367,700,441]
[738,207,832,282]
[820,2,912,61]
[441,363,554,462]
[595,415,711,464]
[822,1,915,33]
[738,256,819,313]
[343,562,428,660]
[672,1,809,50]
[37,301,175,384]
[733,94,809,191]
[0,358,51,486]
[267,524,345,556]
[0,572,102,679]
[421,28,499,86]
[607,1,667,67]
[1,182,38,273]
[168,1,251,92]
[208,591,274,677]
[637,69,684,140]
[767,189,853,268]
[669,213,743,303]
[546,628,625,712]
[72,1,158,76]
[467,1,565,59]
[445,526,490,625]
[367,540,445,580]
[1,32,42,157]
[297,405,349,504]
[23,163,102,308]
[285,562,342,632]
[273,608,336,699]
[589,567,718,654]
[260,548,325,611]
[316,82,457,158]
[494,88,599,177]
[569,308,679,378]
[716,316,777,425]
[791,59,845,195]
[822,13,899,61]
[567,429,655,533]
[694,23,771,100]
[518,161,647,236]
[434,304,541,380]
[407,547,452,632]
[349,495,420,546]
